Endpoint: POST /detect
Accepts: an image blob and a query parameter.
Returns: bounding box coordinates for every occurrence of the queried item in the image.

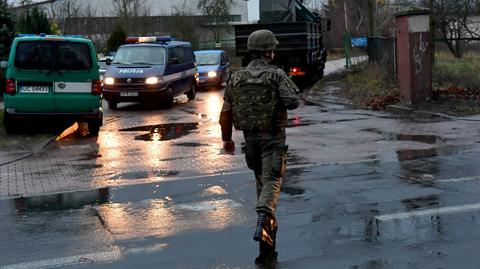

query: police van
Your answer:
[2,34,102,134]
[103,36,197,109]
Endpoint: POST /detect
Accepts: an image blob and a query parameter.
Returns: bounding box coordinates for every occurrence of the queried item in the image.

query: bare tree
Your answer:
[431,0,480,57]
[197,0,234,42]
[110,0,150,20]
[169,0,199,47]
[49,0,81,34]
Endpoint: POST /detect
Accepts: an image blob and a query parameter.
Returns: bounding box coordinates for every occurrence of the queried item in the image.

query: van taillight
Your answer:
[92,80,102,95]
[5,80,15,94]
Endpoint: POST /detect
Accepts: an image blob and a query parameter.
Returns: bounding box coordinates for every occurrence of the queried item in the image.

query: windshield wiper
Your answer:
[113,61,130,65]
[131,62,153,65]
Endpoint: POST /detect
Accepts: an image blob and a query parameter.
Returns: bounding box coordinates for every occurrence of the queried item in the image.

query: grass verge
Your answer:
[339,51,480,115]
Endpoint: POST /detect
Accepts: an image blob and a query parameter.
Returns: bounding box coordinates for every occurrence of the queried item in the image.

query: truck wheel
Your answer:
[108,101,117,110]
[186,83,196,100]
[163,87,174,108]
[88,115,103,136]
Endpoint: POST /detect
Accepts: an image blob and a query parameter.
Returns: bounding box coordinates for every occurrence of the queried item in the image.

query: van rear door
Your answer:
[52,41,100,113]
[12,41,56,113]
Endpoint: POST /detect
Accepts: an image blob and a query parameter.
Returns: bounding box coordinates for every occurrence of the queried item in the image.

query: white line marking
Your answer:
[123,244,168,255]
[375,203,480,222]
[0,249,122,269]
[437,176,480,183]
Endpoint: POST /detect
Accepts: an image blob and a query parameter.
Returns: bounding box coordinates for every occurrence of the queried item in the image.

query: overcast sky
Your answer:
[248,0,260,21]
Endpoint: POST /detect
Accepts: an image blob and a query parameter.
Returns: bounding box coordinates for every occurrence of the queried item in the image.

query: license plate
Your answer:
[19,86,49,93]
[120,92,138,97]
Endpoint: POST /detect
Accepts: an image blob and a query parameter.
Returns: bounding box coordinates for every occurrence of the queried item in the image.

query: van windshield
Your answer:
[15,41,92,70]
[113,46,166,65]
[195,54,220,66]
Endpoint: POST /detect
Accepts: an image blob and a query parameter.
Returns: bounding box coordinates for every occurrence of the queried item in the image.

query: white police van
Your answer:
[103,36,197,109]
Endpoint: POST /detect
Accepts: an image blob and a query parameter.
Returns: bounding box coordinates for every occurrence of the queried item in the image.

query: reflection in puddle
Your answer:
[109,170,180,180]
[287,116,316,127]
[362,128,443,144]
[120,123,199,142]
[402,195,439,210]
[14,188,109,213]
[174,142,209,147]
[396,148,437,161]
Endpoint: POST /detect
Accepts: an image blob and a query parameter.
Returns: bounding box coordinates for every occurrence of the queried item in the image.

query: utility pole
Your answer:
[368,0,374,36]
[429,0,435,63]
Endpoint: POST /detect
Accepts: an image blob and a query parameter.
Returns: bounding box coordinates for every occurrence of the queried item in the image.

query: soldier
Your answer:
[219,29,300,262]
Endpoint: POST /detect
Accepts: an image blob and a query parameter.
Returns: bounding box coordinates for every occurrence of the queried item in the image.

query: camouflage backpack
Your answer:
[229,69,279,131]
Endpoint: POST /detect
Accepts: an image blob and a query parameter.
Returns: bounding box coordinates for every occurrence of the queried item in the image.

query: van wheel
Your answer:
[108,101,117,110]
[163,87,174,108]
[88,115,103,136]
[186,83,196,101]
[3,111,17,134]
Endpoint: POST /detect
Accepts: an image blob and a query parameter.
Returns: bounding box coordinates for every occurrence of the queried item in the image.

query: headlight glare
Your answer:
[146,77,159,85]
[104,77,115,85]
[208,71,217,78]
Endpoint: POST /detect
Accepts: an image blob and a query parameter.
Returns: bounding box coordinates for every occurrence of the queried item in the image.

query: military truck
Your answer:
[234,0,330,85]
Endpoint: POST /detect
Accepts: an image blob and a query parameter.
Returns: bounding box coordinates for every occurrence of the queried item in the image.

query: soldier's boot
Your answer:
[254,213,278,264]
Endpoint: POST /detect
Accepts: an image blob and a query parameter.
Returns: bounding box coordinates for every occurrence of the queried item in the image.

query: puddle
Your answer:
[13,188,109,213]
[287,151,310,165]
[287,117,317,127]
[120,123,199,142]
[174,142,209,147]
[320,118,369,124]
[402,195,439,210]
[350,260,391,269]
[362,128,443,144]
[396,148,437,161]
[281,168,307,196]
[109,170,180,180]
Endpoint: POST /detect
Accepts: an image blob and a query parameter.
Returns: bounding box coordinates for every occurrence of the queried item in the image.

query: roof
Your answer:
[14,35,92,43]
[122,41,192,48]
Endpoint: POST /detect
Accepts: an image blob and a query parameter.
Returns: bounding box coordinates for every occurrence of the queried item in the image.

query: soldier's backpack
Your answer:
[230,70,278,131]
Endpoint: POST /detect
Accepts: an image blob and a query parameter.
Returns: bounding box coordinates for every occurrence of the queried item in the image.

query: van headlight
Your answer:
[146,77,160,85]
[104,77,115,85]
[208,71,217,78]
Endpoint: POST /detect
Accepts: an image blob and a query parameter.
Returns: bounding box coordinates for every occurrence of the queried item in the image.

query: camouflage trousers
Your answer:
[243,132,288,215]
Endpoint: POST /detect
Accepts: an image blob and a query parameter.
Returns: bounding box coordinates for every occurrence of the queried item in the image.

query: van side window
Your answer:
[168,48,177,63]
[182,47,194,62]
[173,47,186,63]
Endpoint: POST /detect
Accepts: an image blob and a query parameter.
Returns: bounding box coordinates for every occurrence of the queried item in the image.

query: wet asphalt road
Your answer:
[3,86,480,268]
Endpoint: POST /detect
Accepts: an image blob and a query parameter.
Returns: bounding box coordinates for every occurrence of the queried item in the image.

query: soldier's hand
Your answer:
[223,140,235,154]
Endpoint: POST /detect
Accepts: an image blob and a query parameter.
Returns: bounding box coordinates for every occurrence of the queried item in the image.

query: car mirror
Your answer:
[0,61,7,69]
[168,57,179,65]
[106,58,112,65]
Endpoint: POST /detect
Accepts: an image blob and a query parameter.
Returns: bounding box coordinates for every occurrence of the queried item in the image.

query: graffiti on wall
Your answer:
[413,33,429,74]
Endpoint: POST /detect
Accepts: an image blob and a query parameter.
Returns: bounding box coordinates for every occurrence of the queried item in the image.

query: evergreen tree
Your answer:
[0,0,14,58]
[18,7,52,35]
[107,24,127,52]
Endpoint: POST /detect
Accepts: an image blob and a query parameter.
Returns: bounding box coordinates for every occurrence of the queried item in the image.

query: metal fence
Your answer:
[368,37,396,79]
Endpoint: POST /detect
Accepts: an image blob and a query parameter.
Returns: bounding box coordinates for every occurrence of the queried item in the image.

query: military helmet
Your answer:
[247,29,279,52]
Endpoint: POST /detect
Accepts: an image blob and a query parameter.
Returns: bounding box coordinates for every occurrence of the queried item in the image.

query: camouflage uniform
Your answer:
[219,59,300,215]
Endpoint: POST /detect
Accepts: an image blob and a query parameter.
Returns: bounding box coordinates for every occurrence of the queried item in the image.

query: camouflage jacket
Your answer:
[219,59,300,141]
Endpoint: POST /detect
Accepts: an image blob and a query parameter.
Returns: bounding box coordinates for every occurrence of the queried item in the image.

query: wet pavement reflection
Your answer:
[120,123,199,142]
